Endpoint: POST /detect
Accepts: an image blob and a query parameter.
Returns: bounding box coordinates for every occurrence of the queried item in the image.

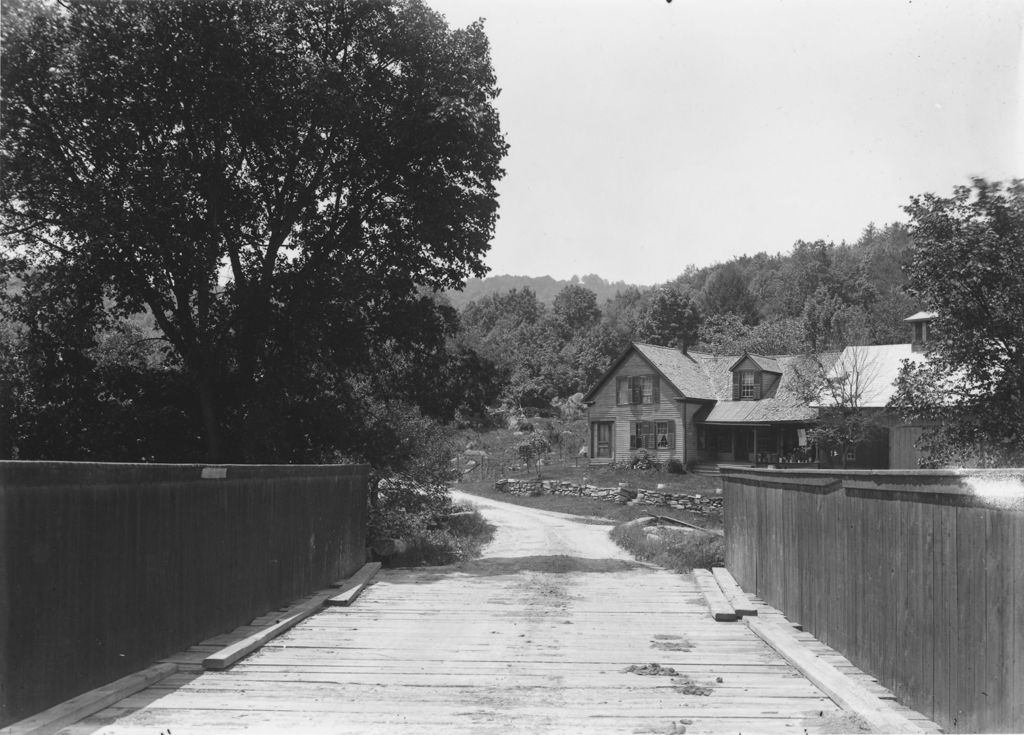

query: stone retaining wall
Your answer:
[494,478,722,515]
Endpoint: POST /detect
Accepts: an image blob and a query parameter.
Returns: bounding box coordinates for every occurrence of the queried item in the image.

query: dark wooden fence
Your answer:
[722,467,1024,733]
[0,461,369,727]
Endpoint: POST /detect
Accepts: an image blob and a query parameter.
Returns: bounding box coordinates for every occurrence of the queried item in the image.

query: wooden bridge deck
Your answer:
[56,498,940,734]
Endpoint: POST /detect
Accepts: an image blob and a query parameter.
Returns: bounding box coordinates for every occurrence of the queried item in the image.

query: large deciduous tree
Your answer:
[891,179,1024,467]
[1,0,507,460]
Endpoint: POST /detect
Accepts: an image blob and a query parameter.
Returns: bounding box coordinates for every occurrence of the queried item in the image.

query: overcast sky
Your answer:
[426,0,1023,286]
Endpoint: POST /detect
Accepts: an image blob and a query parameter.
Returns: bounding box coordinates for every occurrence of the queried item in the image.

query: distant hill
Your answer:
[445,274,646,309]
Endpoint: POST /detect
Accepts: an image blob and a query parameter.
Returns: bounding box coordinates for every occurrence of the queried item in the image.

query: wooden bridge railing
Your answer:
[722,467,1024,734]
[0,461,369,727]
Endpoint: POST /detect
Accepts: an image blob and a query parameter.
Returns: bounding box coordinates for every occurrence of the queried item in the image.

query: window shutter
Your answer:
[668,420,676,450]
[629,421,637,449]
[732,373,740,400]
[754,372,762,400]
[652,376,660,403]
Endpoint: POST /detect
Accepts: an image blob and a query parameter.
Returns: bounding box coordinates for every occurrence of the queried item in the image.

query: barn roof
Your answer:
[822,344,926,408]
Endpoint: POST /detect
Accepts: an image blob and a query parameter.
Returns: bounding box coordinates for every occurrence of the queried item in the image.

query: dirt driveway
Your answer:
[64,492,862,734]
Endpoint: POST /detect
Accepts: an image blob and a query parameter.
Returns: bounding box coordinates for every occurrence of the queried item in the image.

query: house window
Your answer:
[740,371,755,399]
[630,421,675,450]
[655,421,672,449]
[617,375,660,405]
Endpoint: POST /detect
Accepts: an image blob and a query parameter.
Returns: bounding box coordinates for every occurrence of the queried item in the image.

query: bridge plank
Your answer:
[325,562,381,606]
[747,618,923,733]
[711,567,758,616]
[692,569,738,621]
[203,563,380,671]
[0,663,176,735]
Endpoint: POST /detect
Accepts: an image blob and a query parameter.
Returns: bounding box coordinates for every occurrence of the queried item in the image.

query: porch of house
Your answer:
[696,423,819,468]
[696,423,892,470]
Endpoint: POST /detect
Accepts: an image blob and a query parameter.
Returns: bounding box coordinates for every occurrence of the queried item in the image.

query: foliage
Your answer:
[791,348,882,468]
[696,314,807,355]
[0,262,200,460]
[552,283,601,334]
[610,523,725,572]
[699,263,759,324]
[516,431,551,475]
[635,286,702,348]
[1,0,506,461]
[374,504,495,567]
[629,448,658,471]
[891,179,1024,466]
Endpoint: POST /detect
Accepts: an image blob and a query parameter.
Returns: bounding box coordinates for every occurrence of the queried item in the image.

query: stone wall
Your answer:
[494,478,722,515]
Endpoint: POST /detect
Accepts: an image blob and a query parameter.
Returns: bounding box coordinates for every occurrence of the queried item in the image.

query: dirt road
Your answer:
[64,493,866,734]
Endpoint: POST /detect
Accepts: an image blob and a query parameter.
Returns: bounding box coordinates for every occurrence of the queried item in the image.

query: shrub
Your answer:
[610,522,724,572]
[381,506,496,567]
[630,449,660,471]
[666,459,684,474]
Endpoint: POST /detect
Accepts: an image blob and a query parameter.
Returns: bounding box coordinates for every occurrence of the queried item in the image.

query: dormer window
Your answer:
[729,353,776,400]
[740,371,756,399]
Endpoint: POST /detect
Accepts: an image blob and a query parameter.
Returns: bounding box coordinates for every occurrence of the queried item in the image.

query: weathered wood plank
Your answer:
[747,619,923,733]
[709,567,757,617]
[202,597,329,671]
[325,562,381,607]
[0,663,177,735]
[692,569,738,621]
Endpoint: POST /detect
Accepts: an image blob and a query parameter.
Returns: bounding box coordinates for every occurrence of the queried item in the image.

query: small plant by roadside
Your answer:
[370,482,496,567]
[382,502,495,567]
[611,522,724,572]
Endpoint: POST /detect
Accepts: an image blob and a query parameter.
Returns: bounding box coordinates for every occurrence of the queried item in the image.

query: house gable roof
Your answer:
[582,342,715,403]
[633,343,715,400]
[727,352,783,374]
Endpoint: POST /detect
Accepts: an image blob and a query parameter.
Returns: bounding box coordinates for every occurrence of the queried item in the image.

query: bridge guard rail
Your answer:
[0,461,369,727]
[722,467,1024,734]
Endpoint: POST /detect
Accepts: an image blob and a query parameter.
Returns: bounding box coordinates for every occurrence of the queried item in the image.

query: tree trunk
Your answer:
[0,378,11,460]
[197,367,223,463]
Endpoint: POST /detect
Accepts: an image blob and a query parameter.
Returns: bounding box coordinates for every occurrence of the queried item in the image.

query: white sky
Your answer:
[426,0,1024,286]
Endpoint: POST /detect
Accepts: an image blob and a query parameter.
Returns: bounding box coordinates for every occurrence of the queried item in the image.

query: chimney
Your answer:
[904,311,937,353]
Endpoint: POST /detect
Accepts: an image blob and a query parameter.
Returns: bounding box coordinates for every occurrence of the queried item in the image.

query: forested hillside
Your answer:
[452,223,920,416]
[445,273,642,309]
